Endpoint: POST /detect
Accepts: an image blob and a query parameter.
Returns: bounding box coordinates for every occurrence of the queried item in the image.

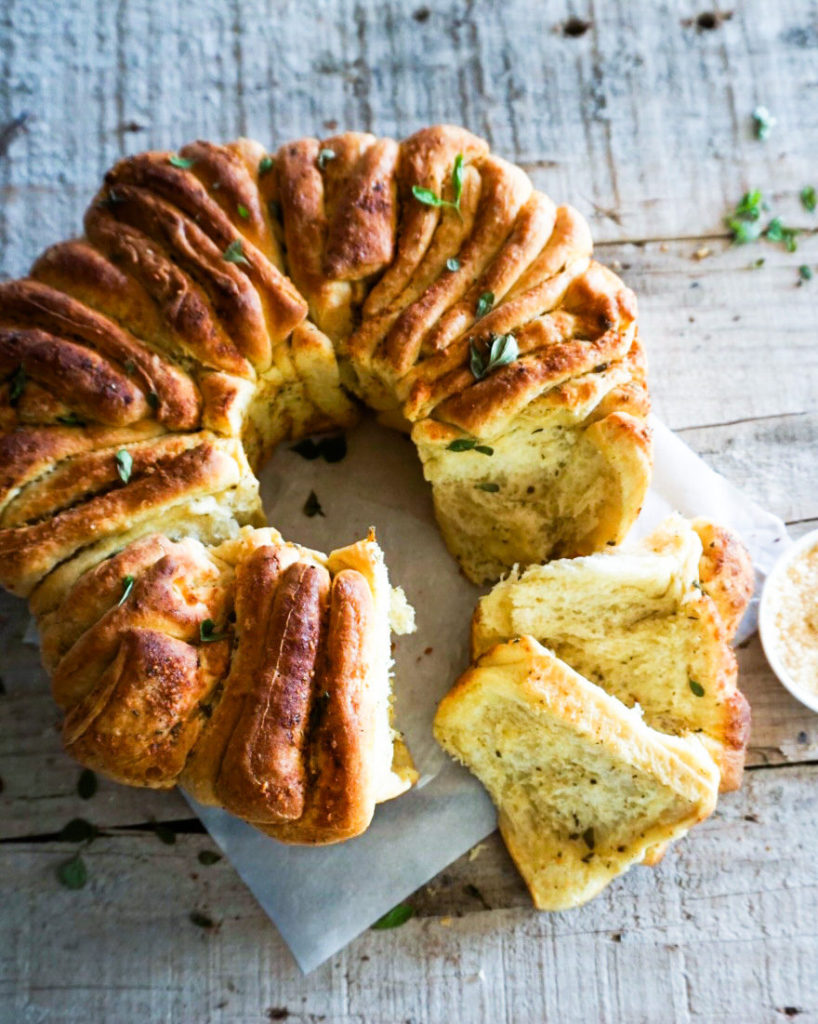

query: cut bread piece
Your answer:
[412,343,651,583]
[434,636,720,910]
[471,515,753,790]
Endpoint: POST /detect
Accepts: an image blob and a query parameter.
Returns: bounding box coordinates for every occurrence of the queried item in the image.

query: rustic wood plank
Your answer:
[2,763,816,1022]
[1,0,817,268]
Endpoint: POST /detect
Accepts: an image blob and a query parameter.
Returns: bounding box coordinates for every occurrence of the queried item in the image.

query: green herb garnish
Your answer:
[751,105,776,141]
[475,290,494,318]
[446,438,493,455]
[412,153,465,217]
[9,366,25,405]
[469,332,519,380]
[258,155,274,176]
[475,482,500,492]
[799,265,813,281]
[77,769,97,800]
[725,190,766,244]
[197,850,222,866]
[169,154,195,169]
[446,257,461,272]
[146,391,159,410]
[689,678,705,697]
[57,854,88,890]
[200,619,228,644]
[59,818,98,843]
[115,449,133,484]
[118,575,135,607]
[303,490,325,518]
[371,903,414,930]
[237,203,250,219]
[582,826,596,849]
[318,148,336,169]
[57,412,85,426]
[267,199,281,220]
[152,822,176,845]
[222,239,250,265]
[801,185,816,213]
[764,217,800,252]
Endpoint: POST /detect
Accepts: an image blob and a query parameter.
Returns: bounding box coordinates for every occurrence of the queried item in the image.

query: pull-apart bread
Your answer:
[471,515,754,791]
[35,526,416,844]
[433,636,720,910]
[0,125,655,844]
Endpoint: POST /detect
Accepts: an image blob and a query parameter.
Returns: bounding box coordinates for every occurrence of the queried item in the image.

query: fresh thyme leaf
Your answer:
[801,185,817,213]
[146,390,159,410]
[9,366,25,405]
[751,257,765,269]
[57,412,85,426]
[77,769,97,800]
[189,910,215,929]
[197,850,222,866]
[57,853,88,890]
[123,359,136,375]
[115,449,133,484]
[371,903,414,929]
[258,155,274,176]
[469,332,519,380]
[222,239,250,265]
[689,678,705,697]
[169,154,195,169]
[751,105,776,141]
[237,203,250,219]
[446,257,461,272]
[475,290,494,318]
[446,438,493,454]
[59,818,98,844]
[118,575,135,607]
[303,490,325,518]
[200,618,228,644]
[411,154,465,216]
[411,185,445,207]
[475,482,500,492]
[764,217,800,252]
[799,264,813,281]
[582,826,596,849]
[318,148,336,169]
[452,152,464,206]
[725,190,767,244]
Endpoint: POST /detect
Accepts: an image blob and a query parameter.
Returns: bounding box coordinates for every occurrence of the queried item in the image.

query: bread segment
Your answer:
[434,636,720,910]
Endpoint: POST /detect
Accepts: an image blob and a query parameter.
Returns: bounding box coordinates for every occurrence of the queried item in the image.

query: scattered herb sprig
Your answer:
[412,153,465,217]
[752,106,776,141]
[469,332,519,381]
[447,438,494,455]
[303,490,325,518]
[199,619,228,644]
[222,239,250,265]
[117,575,135,607]
[115,449,133,484]
[371,903,414,930]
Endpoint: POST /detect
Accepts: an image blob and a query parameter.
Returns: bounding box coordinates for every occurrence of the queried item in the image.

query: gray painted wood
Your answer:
[1,0,817,1019]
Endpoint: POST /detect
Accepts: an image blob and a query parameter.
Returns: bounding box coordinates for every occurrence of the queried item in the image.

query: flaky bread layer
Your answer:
[434,636,719,910]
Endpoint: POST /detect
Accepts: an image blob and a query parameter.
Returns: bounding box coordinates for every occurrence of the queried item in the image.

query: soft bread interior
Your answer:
[327,529,418,803]
[434,636,719,909]
[471,515,751,789]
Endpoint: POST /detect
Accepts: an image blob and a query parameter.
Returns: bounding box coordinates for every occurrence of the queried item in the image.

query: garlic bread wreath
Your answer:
[0,125,652,842]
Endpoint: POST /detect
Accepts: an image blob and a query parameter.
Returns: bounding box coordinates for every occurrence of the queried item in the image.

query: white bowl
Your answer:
[759,527,818,714]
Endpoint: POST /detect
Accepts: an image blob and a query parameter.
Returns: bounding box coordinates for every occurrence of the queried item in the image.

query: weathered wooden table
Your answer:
[1,1,817,1020]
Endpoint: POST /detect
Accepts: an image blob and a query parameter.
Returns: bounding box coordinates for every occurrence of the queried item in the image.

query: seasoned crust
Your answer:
[692,518,755,640]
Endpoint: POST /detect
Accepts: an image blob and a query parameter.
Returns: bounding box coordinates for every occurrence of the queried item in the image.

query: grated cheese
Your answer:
[769,539,818,694]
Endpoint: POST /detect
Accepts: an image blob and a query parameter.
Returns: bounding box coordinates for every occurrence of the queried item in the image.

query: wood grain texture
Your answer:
[0,0,817,1019]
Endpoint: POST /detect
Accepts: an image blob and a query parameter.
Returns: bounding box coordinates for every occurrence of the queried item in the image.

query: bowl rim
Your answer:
[758,526,818,715]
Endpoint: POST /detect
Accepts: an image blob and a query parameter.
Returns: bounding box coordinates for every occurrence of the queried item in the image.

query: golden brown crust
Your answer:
[692,519,755,640]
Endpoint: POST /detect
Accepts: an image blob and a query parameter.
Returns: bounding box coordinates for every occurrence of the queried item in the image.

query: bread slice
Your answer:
[434,635,720,909]
[471,515,753,790]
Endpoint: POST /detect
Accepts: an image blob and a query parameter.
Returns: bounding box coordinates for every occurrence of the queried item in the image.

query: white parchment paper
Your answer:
[182,414,791,972]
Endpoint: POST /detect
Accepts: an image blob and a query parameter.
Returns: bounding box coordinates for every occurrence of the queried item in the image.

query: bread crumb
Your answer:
[693,246,711,260]
[468,843,487,861]
[768,539,818,693]
[439,916,453,927]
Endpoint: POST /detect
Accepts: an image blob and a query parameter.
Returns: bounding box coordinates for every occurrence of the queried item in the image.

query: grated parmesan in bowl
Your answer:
[759,528,818,713]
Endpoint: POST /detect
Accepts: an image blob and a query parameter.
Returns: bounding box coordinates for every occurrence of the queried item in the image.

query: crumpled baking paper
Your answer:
[183,414,791,971]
